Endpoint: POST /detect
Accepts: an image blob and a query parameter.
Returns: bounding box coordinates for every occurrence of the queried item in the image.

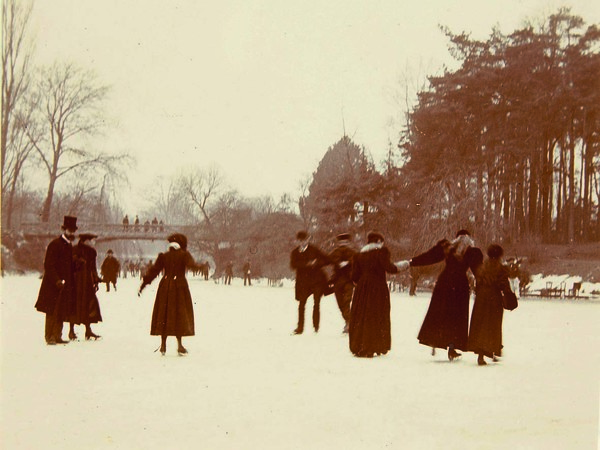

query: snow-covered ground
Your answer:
[1,274,599,450]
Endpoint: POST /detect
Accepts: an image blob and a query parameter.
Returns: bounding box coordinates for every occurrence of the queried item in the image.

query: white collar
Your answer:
[361,242,383,252]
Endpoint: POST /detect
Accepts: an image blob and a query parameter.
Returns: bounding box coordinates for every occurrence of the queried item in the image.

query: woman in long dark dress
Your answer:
[349,231,405,358]
[408,230,483,361]
[469,244,516,365]
[138,233,197,356]
[69,233,102,340]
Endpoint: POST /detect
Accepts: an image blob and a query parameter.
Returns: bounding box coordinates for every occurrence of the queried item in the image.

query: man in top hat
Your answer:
[290,230,332,334]
[328,232,357,333]
[35,215,79,345]
[101,249,121,292]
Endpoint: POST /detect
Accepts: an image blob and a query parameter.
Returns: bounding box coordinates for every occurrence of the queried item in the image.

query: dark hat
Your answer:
[79,232,98,242]
[296,231,308,241]
[455,229,471,237]
[336,233,351,241]
[367,231,384,244]
[487,244,504,259]
[107,249,114,254]
[62,215,78,231]
[167,233,188,250]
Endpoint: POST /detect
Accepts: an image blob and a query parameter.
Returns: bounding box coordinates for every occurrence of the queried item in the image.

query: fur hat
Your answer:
[78,233,98,242]
[62,216,78,231]
[455,229,471,237]
[487,244,504,259]
[367,231,384,244]
[107,249,114,254]
[167,233,188,250]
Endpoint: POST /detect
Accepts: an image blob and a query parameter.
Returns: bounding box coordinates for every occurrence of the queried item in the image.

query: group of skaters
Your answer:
[35,216,517,364]
[290,229,518,365]
[121,215,165,233]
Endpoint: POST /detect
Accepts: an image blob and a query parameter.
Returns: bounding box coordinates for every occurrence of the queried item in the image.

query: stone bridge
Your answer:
[20,222,204,243]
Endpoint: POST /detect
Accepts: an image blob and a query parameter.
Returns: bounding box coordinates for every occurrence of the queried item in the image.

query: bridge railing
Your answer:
[20,222,201,240]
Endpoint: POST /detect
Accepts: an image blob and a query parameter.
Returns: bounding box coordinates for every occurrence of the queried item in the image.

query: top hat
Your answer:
[336,233,351,241]
[167,233,188,250]
[62,216,78,231]
[79,232,98,242]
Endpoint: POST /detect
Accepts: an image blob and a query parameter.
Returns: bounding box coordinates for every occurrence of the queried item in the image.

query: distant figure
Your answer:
[328,233,356,333]
[151,217,158,232]
[349,231,405,357]
[202,261,210,280]
[138,233,198,356]
[101,249,121,292]
[407,230,484,361]
[243,260,252,286]
[506,257,522,299]
[159,220,164,232]
[69,233,102,341]
[224,261,233,285]
[144,220,150,233]
[290,231,331,334]
[469,244,517,366]
[34,215,78,345]
[122,215,129,231]
[134,215,140,232]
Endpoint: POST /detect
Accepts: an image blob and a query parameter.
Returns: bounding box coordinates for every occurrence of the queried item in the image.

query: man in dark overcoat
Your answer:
[328,233,357,333]
[290,231,332,334]
[34,215,78,345]
[101,249,121,292]
[242,260,252,286]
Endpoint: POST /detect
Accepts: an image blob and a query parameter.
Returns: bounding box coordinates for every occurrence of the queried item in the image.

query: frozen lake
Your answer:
[1,274,599,449]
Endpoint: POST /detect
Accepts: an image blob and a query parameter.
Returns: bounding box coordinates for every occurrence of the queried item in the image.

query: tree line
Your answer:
[2,4,598,276]
[2,0,131,230]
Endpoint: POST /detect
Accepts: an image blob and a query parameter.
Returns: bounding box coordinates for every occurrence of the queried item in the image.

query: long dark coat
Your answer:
[142,248,196,336]
[101,255,120,283]
[468,259,515,358]
[290,244,331,301]
[35,236,76,320]
[71,242,102,325]
[410,240,483,351]
[349,245,399,357]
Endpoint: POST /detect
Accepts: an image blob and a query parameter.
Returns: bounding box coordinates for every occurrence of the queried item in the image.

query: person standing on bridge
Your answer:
[122,215,129,231]
[101,249,121,292]
[138,233,198,356]
[34,215,79,345]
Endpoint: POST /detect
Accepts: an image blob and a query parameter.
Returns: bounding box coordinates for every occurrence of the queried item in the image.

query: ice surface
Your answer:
[1,274,599,450]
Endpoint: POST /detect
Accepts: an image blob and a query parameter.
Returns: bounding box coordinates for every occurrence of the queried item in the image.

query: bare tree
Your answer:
[29,62,125,222]
[1,0,35,228]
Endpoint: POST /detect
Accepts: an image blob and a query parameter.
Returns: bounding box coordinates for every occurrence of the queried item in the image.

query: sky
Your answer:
[28,0,600,213]
[2,274,599,449]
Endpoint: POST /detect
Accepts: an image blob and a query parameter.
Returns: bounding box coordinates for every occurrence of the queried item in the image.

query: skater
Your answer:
[328,233,357,333]
[69,233,102,341]
[138,233,198,356]
[404,229,483,361]
[34,215,79,345]
[506,257,522,299]
[243,260,252,286]
[101,249,120,292]
[290,231,331,334]
[468,244,517,365]
[224,261,233,285]
[349,231,407,357]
